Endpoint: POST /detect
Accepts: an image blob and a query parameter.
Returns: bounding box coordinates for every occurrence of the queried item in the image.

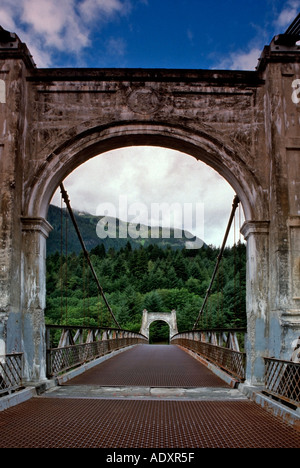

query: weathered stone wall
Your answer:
[0,29,299,384]
[0,55,27,359]
[24,68,267,221]
[259,45,300,371]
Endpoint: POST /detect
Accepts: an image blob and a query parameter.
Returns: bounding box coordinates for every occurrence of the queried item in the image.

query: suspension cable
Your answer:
[59,182,121,329]
[193,194,240,329]
[60,192,63,324]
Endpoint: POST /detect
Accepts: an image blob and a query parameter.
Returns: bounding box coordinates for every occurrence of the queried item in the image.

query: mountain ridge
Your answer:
[46,204,205,255]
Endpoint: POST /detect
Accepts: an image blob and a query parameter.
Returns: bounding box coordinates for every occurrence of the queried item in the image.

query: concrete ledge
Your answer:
[177,345,240,388]
[178,345,300,431]
[56,345,136,385]
[0,345,136,411]
[239,383,300,432]
[0,386,37,412]
[43,384,247,401]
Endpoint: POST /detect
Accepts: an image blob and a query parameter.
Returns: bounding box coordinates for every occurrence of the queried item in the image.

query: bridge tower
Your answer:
[140,310,178,342]
[0,20,299,386]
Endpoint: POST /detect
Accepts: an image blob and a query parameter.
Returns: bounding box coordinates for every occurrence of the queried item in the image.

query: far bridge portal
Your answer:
[140,310,179,342]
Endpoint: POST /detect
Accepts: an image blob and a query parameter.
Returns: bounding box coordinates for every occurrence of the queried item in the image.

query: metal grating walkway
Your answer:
[1,398,300,448]
[62,344,228,388]
[0,344,299,448]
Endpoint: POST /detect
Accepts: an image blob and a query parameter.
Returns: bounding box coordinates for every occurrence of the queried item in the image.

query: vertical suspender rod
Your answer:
[193,195,240,329]
[60,183,121,329]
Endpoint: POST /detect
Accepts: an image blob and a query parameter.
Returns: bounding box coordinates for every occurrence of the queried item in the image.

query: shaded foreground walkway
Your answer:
[0,345,299,449]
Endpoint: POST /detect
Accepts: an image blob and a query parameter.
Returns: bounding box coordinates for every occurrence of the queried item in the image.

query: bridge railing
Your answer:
[0,353,23,396]
[171,328,246,381]
[264,357,300,407]
[46,325,148,378]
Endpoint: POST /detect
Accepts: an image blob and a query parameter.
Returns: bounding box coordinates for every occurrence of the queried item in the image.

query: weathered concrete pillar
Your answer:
[20,218,52,381]
[255,35,300,376]
[241,221,270,385]
[0,31,42,380]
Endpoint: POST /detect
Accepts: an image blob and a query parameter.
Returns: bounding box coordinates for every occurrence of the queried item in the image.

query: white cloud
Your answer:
[22,0,74,37]
[217,47,262,71]
[0,0,131,66]
[0,7,16,31]
[79,0,131,23]
[214,0,300,71]
[105,37,127,57]
[19,0,90,60]
[275,0,300,29]
[51,147,238,247]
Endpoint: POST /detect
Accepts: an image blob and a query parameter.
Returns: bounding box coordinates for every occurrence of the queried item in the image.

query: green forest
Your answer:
[46,239,247,343]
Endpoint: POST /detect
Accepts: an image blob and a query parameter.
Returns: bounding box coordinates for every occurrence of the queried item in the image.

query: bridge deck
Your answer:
[62,344,228,388]
[0,344,299,449]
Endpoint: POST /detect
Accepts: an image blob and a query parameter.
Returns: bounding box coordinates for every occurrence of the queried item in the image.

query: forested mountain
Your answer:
[46,224,247,342]
[46,204,204,255]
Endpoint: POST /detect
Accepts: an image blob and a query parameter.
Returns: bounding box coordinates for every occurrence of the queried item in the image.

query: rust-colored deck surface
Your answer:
[0,398,300,448]
[63,344,228,387]
[1,344,299,448]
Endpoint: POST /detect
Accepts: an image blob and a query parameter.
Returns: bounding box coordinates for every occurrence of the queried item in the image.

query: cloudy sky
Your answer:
[1,0,298,69]
[1,0,299,246]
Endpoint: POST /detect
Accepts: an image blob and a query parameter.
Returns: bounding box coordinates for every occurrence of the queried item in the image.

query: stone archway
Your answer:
[0,29,299,386]
[19,122,271,385]
[140,310,178,342]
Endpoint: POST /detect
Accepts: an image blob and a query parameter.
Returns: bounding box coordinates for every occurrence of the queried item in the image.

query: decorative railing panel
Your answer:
[264,357,300,407]
[0,353,23,396]
[46,325,148,377]
[171,329,246,381]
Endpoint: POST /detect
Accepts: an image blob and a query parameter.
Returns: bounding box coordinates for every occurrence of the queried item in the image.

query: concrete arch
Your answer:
[24,120,268,224]
[21,120,271,384]
[140,310,178,341]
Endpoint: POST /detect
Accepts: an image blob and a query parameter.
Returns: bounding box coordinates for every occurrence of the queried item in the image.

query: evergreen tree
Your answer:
[45,242,247,333]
